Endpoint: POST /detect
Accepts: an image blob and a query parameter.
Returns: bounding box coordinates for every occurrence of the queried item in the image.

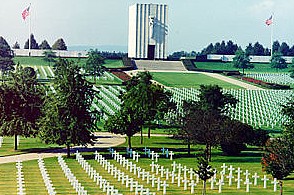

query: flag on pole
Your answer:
[265,15,273,26]
[22,5,30,20]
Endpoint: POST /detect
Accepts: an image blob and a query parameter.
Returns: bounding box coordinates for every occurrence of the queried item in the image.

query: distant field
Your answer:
[195,62,293,73]
[151,72,242,89]
[14,56,123,68]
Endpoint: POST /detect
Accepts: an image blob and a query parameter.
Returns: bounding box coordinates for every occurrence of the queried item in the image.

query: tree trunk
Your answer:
[280,180,283,195]
[187,140,191,155]
[148,126,151,138]
[202,180,207,195]
[205,144,211,162]
[14,134,18,150]
[66,144,70,158]
[242,68,245,75]
[140,128,143,144]
[128,136,132,148]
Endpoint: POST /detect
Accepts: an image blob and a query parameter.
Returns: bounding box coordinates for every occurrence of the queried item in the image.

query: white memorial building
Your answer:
[128,3,168,60]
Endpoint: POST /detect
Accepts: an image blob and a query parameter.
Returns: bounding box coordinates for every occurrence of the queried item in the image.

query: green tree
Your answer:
[195,157,215,195]
[270,52,288,70]
[261,138,293,195]
[39,40,51,50]
[104,107,143,148]
[0,65,44,150]
[43,50,57,66]
[38,59,99,157]
[0,36,14,79]
[272,40,281,53]
[52,38,67,50]
[24,34,39,49]
[180,85,238,160]
[84,49,105,82]
[233,49,254,74]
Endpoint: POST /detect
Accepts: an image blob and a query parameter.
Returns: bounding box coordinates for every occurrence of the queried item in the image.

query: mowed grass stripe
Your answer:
[151,72,242,89]
[0,163,17,195]
[22,160,48,195]
[44,158,77,194]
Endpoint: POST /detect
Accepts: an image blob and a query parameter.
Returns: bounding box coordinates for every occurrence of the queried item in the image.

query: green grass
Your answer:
[195,62,293,73]
[0,136,62,157]
[14,56,123,69]
[151,72,242,89]
[1,136,294,194]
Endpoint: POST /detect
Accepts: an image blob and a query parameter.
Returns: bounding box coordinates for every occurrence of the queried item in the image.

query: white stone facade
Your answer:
[128,3,168,59]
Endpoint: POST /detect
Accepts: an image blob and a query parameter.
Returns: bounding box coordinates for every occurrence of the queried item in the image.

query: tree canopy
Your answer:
[233,49,254,74]
[0,36,14,77]
[84,49,105,82]
[38,59,99,157]
[39,40,51,50]
[0,65,44,150]
[52,38,67,50]
[24,34,39,49]
[270,52,288,70]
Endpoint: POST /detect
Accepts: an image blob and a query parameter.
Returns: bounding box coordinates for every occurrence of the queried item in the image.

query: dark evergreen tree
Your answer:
[0,36,14,77]
[272,41,281,53]
[225,40,238,55]
[24,34,39,49]
[280,42,290,56]
[12,41,20,49]
[39,40,51,50]
[245,43,254,55]
[52,38,67,50]
[201,43,214,55]
[253,42,265,56]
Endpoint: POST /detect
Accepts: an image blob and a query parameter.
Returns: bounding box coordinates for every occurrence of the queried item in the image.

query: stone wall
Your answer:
[13,49,87,58]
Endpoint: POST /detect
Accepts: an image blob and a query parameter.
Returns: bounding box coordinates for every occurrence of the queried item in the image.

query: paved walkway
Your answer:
[199,72,264,90]
[0,133,171,164]
[0,132,126,164]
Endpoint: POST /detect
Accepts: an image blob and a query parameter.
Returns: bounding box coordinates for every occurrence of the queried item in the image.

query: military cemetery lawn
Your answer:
[151,72,243,89]
[195,62,293,73]
[1,136,294,194]
[0,136,61,157]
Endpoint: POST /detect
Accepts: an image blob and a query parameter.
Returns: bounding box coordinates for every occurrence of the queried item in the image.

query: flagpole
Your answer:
[28,3,31,56]
[270,14,274,58]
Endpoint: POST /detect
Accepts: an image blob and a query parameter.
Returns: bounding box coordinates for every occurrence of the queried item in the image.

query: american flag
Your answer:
[265,15,273,26]
[22,6,30,20]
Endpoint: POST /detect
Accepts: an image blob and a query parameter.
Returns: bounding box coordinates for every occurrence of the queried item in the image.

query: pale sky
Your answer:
[0,0,293,53]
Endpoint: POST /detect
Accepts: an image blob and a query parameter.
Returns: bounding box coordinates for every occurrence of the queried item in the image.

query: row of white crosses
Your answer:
[213,163,279,193]
[0,136,3,147]
[98,86,121,111]
[167,87,292,129]
[104,72,115,81]
[16,160,25,195]
[127,147,175,162]
[100,85,122,104]
[246,73,294,85]
[94,150,154,195]
[40,66,48,79]
[57,154,88,195]
[37,156,56,195]
[75,151,122,195]
[47,66,55,78]
[120,148,197,194]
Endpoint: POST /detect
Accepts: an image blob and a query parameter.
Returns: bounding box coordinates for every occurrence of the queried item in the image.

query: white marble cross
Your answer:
[168,150,175,160]
[216,179,224,193]
[271,178,278,192]
[252,172,259,186]
[244,178,252,192]
[154,153,160,162]
[243,170,251,181]
[171,161,177,172]
[261,175,269,189]
[228,165,235,176]
[182,178,189,190]
[161,180,169,195]
[189,180,197,194]
[150,161,156,173]
[226,174,234,186]
[221,163,228,175]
